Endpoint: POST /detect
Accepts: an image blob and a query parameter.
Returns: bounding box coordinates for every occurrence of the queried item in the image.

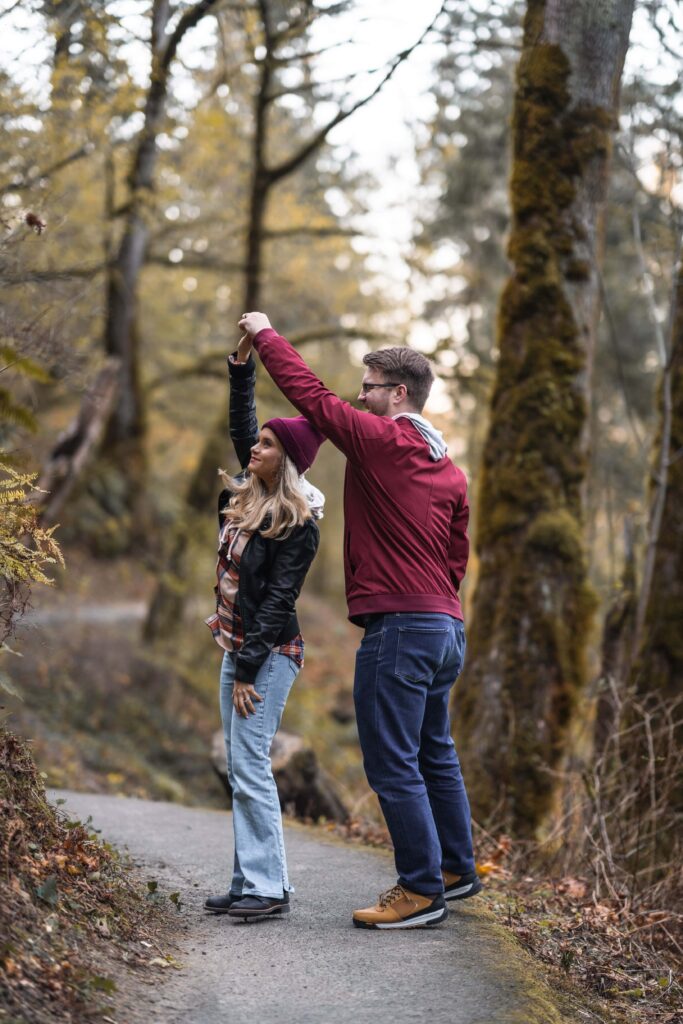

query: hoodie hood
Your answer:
[393,413,447,461]
[299,476,326,519]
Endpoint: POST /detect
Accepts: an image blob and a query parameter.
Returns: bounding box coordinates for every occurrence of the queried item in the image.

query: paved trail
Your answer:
[52,791,569,1024]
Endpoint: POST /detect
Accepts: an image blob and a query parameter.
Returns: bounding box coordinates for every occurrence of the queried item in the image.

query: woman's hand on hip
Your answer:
[233,681,263,718]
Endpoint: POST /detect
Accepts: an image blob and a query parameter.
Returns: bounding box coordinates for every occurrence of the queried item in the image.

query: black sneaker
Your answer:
[227,893,290,919]
[204,892,242,913]
[442,870,482,901]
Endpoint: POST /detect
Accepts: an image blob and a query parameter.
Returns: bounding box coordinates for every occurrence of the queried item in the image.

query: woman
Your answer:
[204,332,324,920]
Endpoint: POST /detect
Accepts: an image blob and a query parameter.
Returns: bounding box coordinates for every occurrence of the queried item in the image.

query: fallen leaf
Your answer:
[559,877,587,900]
[36,875,59,906]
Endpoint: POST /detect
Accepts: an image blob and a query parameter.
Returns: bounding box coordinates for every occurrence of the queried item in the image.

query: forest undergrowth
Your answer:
[331,682,683,1024]
[0,729,176,1024]
[4,554,680,1024]
[331,809,681,1024]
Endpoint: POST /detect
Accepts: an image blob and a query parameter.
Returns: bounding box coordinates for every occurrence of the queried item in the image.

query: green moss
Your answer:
[526,510,584,564]
[477,36,610,552]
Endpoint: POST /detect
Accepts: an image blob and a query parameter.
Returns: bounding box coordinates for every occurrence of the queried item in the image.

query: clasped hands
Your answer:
[234,311,272,364]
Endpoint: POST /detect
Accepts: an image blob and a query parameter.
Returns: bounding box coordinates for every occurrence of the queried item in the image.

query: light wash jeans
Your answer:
[219,649,299,898]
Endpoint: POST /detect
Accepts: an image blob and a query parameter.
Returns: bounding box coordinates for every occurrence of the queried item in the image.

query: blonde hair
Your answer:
[219,455,310,539]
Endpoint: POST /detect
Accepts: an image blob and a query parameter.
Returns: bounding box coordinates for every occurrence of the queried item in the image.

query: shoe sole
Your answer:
[444,879,483,902]
[353,906,448,930]
[228,904,290,920]
[204,895,242,913]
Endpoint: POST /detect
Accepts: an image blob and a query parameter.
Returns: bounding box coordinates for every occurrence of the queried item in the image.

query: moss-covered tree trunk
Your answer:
[454,0,634,837]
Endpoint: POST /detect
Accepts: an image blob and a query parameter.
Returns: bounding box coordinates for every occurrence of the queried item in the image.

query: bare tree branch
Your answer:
[0,143,95,196]
[265,61,394,104]
[269,34,361,67]
[160,0,223,76]
[146,326,396,391]
[265,0,447,185]
[0,1,26,21]
[145,252,243,273]
[269,1,352,48]
[263,225,358,240]
[260,4,444,186]
[1,264,104,285]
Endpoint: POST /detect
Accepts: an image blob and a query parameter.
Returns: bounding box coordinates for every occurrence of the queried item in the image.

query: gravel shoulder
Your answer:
[51,790,574,1024]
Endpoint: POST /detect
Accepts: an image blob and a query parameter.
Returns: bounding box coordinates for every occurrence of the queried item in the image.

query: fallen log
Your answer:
[211,728,348,824]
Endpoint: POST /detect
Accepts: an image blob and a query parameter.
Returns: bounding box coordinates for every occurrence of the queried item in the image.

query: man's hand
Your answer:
[238,311,272,339]
[233,681,263,718]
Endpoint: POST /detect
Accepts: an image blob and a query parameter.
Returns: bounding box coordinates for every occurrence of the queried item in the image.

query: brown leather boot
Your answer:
[352,884,448,929]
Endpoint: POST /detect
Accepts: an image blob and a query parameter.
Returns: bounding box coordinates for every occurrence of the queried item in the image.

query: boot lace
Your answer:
[378,884,406,908]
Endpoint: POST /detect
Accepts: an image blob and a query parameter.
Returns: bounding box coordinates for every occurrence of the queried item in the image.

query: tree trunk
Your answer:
[101,0,221,499]
[144,49,273,641]
[625,245,683,870]
[593,518,636,757]
[101,0,172,477]
[634,248,683,709]
[454,0,634,837]
[143,194,270,639]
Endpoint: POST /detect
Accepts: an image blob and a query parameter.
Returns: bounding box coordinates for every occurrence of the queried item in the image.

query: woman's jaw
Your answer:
[248,427,283,491]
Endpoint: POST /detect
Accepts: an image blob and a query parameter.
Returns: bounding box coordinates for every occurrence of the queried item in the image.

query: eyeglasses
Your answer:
[360,382,402,394]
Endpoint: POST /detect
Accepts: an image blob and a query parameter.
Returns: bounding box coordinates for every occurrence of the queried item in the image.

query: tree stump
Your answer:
[211,729,348,823]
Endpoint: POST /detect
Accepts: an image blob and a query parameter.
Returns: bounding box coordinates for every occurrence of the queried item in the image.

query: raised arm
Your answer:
[228,349,258,470]
[238,313,389,463]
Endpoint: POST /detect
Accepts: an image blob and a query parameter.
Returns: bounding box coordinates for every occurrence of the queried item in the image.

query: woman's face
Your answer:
[248,427,284,489]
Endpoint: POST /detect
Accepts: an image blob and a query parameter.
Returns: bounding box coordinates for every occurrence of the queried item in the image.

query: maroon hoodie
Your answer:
[253,328,469,625]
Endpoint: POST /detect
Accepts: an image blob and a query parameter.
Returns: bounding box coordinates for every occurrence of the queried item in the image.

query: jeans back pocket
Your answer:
[395,627,450,683]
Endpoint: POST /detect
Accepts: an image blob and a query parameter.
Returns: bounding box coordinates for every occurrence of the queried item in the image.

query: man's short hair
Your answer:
[362,347,434,412]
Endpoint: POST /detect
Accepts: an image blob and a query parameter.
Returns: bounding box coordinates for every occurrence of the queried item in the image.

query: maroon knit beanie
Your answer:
[262,416,325,474]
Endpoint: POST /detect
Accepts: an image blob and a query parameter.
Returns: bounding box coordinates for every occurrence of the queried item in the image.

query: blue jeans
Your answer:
[354,613,476,896]
[219,650,298,898]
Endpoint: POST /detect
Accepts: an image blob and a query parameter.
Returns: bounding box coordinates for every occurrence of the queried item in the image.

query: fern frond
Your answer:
[0,345,52,384]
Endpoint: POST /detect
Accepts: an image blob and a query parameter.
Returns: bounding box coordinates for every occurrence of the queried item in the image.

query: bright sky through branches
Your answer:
[0,0,678,417]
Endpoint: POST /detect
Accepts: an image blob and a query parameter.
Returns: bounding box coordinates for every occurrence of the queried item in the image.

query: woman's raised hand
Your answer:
[235,333,252,364]
[238,311,272,339]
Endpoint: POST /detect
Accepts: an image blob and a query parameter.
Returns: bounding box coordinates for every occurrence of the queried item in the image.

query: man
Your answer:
[238,311,480,930]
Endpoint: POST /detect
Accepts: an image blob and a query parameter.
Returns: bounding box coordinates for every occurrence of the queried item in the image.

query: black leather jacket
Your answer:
[216,353,319,685]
